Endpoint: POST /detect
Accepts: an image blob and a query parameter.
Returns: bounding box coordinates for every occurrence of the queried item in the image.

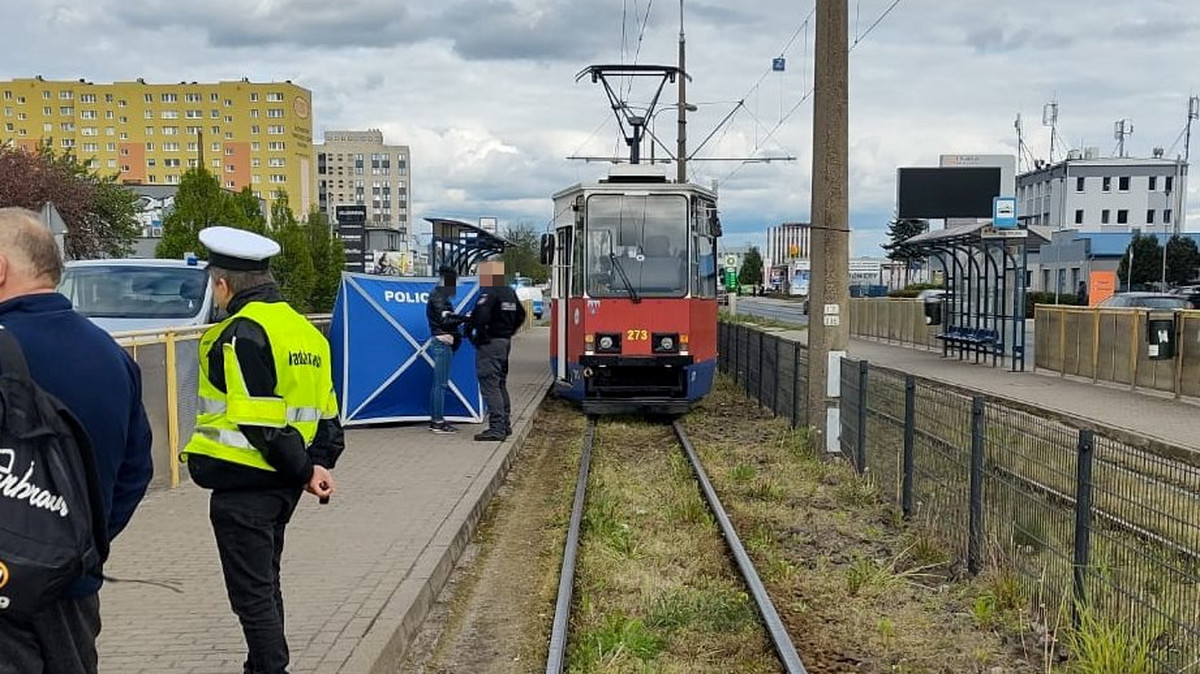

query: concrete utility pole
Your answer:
[676,0,688,183]
[805,0,851,453]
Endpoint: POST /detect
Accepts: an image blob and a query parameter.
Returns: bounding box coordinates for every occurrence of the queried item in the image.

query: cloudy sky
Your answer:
[4,0,1199,256]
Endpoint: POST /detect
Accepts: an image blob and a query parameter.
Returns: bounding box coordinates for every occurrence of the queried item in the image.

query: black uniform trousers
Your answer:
[210,487,303,674]
[475,338,512,434]
[0,595,101,674]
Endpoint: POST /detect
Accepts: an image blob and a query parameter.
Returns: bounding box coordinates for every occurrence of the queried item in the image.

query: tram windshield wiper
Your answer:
[608,251,642,304]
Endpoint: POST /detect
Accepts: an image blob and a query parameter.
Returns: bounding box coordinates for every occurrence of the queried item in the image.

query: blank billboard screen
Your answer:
[897,167,1001,219]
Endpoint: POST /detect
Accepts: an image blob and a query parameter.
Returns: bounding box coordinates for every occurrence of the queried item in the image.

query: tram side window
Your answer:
[571,225,585,296]
[694,235,717,298]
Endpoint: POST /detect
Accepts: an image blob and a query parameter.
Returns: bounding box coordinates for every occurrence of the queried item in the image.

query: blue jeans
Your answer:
[429,339,453,422]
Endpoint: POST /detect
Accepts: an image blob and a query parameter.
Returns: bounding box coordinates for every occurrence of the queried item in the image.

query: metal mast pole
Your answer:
[676,0,688,183]
[805,0,850,452]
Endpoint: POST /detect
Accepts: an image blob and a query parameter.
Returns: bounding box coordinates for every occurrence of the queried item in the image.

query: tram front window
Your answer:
[586,194,688,298]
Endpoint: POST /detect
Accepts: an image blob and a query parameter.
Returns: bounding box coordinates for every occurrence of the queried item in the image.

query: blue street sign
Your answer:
[993,196,1018,229]
[772,57,786,72]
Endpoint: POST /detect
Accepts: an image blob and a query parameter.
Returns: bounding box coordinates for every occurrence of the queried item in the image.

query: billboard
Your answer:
[897,167,1002,219]
[335,205,368,273]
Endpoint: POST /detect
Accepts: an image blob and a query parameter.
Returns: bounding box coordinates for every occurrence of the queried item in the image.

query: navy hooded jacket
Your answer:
[0,293,153,597]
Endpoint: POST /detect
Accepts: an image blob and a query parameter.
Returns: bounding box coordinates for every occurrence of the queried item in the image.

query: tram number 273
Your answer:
[626,329,648,341]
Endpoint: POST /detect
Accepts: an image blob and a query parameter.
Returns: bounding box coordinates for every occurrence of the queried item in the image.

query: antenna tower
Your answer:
[1113,118,1133,158]
[1042,100,1059,163]
[1185,95,1199,163]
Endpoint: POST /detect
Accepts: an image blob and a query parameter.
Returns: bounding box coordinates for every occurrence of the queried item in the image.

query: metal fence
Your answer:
[1036,305,1200,399]
[720,320,1200,669]
[114,316,332,491]
[848,298,940,350]
[118,301,532,491]
[717,321,808,429]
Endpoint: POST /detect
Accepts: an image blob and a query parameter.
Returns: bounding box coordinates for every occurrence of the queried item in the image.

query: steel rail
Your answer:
[672,420,809,674]
[545,417,596,673]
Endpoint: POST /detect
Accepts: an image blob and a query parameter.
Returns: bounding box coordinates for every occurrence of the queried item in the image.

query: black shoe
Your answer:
[430,421,458,434]
[474,431,506,441]
[505,428,513,438]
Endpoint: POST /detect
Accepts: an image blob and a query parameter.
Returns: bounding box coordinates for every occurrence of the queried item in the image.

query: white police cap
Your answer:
[199,226,281,272]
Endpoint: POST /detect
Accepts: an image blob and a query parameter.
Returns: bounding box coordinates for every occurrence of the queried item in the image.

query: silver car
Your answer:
[58,258,217,333]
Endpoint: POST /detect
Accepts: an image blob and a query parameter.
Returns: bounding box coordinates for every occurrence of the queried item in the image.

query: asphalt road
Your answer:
[731,296,810,326]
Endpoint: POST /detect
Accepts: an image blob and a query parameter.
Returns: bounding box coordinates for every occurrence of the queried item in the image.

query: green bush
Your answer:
[888,282,944,298]
[1025,291,1082,318]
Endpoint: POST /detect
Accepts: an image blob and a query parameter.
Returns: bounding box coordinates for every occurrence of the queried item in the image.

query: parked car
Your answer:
[58,258,216,333]
[1096,292,1195,310]
[1171,285,1200,308]
[512,275,544,319]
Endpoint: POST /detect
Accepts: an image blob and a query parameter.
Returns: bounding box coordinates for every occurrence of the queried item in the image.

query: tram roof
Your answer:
[552,165,716,201]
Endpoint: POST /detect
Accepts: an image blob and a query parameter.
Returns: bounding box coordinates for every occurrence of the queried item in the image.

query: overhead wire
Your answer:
[720,0,911,184]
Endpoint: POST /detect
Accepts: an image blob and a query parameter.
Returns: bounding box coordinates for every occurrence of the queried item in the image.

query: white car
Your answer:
[58,258,217,333]
[512,276,544,319]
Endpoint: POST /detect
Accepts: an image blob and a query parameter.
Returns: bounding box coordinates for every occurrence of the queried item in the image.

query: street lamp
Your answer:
[647,102,698,164]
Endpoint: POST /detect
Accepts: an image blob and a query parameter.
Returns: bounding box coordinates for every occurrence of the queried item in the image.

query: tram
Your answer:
[541,163,721,414]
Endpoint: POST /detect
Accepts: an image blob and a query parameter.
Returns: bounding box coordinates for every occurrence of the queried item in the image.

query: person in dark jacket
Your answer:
[0,207,153,674]
[467,266,526,441]
[426,265,466,434]
[181,226,344,674]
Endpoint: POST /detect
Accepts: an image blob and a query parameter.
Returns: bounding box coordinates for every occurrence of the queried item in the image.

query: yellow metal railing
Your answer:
[1034,305,1200,399]
[113,304,532,490]
[113,315,332,490]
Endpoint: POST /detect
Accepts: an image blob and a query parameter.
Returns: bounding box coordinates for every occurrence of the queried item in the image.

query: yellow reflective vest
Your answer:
[181,301,338,472]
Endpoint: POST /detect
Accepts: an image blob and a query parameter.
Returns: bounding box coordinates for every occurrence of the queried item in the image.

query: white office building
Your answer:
[765,222,812,270]
[314,129,411,235]
[1015,152,1189,234]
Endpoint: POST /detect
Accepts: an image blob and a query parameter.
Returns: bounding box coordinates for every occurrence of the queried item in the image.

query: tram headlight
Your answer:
[595,333,621,353]
[652,332,680,354]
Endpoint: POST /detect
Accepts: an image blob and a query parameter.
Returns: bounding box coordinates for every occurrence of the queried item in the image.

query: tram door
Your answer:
[554,225,573,382]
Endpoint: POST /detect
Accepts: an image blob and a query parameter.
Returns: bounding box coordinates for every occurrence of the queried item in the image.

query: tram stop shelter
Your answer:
[893,222,1049,371]
[427,217,507,276]
[331,273,485,425]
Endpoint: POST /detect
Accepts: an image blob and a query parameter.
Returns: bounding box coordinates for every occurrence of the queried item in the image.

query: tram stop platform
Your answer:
[96,327,552,674]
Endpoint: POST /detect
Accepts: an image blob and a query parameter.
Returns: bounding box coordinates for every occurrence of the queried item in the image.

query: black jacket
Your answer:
[468,285,527,345]
[426,286,465,343]
[188,284,346,492]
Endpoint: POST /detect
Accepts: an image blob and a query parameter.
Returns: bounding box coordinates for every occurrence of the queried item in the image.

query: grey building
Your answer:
[1016,153,1189,234]
[314,130,411,237]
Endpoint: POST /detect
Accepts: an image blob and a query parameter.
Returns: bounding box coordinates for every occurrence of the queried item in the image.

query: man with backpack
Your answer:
[0,207,154,674]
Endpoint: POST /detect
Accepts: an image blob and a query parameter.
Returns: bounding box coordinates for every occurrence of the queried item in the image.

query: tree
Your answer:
[1165,235,1200,286]
[1117,233,1164,290]
[738,246,764,287]
[156,167,241,259]
[882,216,929,286]
[269,194,315,312]
[306,208,345,313]
[230,187,268,235]
[499,221,548,283]
[0,142,140,259]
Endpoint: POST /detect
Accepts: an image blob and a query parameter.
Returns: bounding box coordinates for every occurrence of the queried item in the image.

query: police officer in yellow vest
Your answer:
[181,226,344,674]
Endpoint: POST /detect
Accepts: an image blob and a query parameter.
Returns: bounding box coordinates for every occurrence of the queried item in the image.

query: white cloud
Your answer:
[2,0,1197,255]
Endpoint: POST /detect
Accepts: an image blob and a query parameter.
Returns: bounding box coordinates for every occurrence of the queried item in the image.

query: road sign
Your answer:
[993,196,1018,228]
[725,254,737,267]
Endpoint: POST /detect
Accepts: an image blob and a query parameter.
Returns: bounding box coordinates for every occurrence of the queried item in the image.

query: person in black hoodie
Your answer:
[426,265,466,433]
[0,207,153,674]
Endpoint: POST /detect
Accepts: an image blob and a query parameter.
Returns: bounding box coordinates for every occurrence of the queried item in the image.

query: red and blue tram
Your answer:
[541,164,722,415]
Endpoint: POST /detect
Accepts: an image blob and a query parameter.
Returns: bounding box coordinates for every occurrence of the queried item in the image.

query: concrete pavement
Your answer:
[96,328,552,674]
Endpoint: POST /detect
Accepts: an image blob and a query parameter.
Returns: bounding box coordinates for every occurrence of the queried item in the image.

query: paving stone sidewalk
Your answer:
[97,328,551,673]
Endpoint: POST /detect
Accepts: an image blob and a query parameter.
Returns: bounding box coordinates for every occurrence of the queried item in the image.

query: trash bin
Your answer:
[923,296,943,326]
[1147,313,1176,360]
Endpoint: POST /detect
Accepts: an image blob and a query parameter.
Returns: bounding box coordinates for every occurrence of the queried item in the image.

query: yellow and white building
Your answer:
[0,77,314,211]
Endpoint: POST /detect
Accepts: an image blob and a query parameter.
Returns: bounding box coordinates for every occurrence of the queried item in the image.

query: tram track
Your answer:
[545,416,808,674]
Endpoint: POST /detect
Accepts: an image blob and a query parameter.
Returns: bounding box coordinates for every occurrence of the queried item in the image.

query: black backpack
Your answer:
[0,325,108,621]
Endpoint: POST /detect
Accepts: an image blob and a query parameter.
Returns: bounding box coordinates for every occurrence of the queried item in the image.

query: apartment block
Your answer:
[0,76,314,211]
[314,129,410,234]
